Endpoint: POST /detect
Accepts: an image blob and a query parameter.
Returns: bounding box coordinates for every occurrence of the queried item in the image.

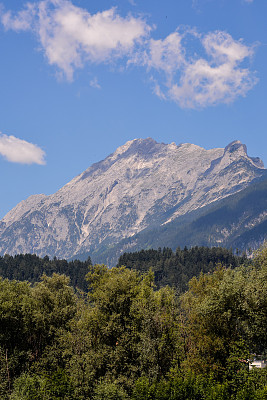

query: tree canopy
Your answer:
[0,246,266,399]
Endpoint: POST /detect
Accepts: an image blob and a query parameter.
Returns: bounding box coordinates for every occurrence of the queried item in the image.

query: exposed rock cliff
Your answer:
[0,138,265,259]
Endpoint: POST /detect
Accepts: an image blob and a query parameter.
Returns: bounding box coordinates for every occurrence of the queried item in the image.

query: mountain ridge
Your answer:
[0,138,265,260]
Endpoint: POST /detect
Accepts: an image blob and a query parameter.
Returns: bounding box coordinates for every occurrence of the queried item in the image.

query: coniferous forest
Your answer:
[0,246,266,399]
[117,246,248,292]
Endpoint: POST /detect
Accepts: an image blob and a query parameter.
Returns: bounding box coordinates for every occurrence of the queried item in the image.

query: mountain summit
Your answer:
[0,138,265,260]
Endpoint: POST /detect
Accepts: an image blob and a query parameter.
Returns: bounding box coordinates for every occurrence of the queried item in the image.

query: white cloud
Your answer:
[1,1,257,108]
[136,30,257,108]
[142,32,185,78]
[0,133,46,165]
[152,81,166,99]
[1,0,150,80]
[90,77,101,89]
[1,3,36,31]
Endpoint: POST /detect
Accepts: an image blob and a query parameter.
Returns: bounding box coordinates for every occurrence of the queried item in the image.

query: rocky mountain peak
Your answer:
[0,138,265,260]
[224,140,247,155]
[111,137,164,160]
[223,140,264,169]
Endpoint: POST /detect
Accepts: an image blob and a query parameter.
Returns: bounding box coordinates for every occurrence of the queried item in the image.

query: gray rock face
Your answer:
[0,138,265,259]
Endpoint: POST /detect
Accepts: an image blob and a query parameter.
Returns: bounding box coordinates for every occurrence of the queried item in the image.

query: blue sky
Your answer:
[0,0,266,217]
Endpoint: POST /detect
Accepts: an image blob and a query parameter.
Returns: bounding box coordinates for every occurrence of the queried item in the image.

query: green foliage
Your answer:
[0,274,77,398]
[10,373,47,400]
[0,278,32,398]
[180,253,267,377]
[10,369,74,400]
[59,266,181,397]
[93,381,129,400]
[0,246,266,399]
[132,369,267,400]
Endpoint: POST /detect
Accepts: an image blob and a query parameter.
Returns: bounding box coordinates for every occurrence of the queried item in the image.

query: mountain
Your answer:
[0,138,265,261]
[94,176,267,265]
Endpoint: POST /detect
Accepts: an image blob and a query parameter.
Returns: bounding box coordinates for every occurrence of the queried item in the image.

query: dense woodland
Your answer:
[118,246,249,292]
[0,246,266,399]
[0,246,247,294]
[0,254,92,292]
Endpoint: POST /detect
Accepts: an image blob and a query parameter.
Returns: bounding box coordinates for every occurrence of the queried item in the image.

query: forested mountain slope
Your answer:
[91,176,267,265]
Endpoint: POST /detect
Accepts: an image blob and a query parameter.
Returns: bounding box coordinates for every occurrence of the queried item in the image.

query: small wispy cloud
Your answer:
[90,77,101,89]
[0,133,46,165]
[1,3,36,31]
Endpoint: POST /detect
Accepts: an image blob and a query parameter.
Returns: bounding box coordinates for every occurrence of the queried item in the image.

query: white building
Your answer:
[249,359,267,370]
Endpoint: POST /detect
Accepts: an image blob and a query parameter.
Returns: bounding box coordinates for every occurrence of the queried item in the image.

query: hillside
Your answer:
[91,176,267,265]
